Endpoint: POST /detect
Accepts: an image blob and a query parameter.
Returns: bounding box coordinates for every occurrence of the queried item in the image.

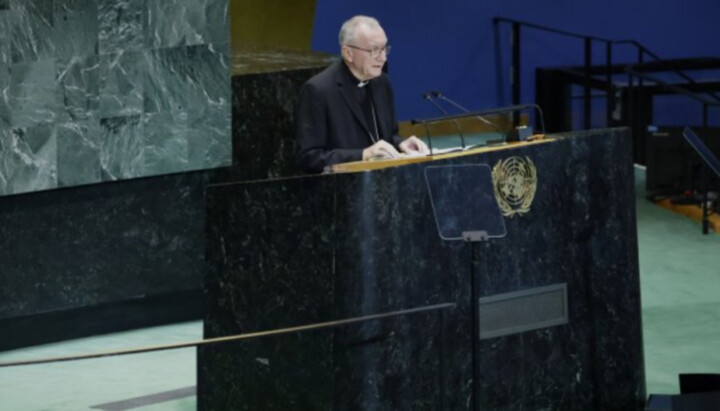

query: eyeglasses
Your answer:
[346,44,392,58]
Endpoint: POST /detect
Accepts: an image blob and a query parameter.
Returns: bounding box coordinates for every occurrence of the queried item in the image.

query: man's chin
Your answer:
[368,69,383,78]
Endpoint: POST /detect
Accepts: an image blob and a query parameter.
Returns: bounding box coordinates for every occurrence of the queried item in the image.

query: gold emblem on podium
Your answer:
[492,156,537,217]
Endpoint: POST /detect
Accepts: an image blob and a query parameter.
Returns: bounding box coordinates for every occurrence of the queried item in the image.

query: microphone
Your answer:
[422,93,467,149]
[431,91,505,136]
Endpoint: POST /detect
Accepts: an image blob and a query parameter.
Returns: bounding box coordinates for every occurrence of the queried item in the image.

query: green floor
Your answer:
[635,165,720,395]
[1,167,719,410]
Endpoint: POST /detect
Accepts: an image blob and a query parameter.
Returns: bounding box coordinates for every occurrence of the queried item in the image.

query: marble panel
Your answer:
[201,176,338,410]
[0,64,9,128]
[0,170,211,319]
[186,42,230,112]
[0,124,57,195]
[144,0,205,49]
[9,59,63,128]
[57,55,100,121]
[204,0,229,46]
[53,0,98,59]
[8,0,55,63]
[232,68,322,180]
[144,0,228,49]
[186,107,231,170]
[331,168,467,411]
[0,128,10,195]
[201,129,645,410]
[99,114,145,180]
[98,50,145,118]
[0,9,10,65]
[56,120,103,186]
[98,0,144,55]
[142,111,189,175]
[143,46,192,114]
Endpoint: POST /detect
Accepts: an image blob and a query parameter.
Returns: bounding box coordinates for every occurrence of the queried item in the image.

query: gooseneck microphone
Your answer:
[422,93,467,149]
[431,91,505,135]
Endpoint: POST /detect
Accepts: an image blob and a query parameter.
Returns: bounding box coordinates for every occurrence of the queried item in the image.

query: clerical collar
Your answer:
[342,61,370,88]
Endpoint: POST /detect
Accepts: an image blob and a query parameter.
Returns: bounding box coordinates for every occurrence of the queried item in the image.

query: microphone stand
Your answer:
[432,91,507,137]
[411,103,546,137]
[423,94,467,149]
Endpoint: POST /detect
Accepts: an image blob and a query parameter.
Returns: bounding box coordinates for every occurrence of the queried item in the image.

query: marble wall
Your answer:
[0,0,231,196]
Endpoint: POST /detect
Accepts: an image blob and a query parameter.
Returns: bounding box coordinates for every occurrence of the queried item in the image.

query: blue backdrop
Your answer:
[311,0,720,127]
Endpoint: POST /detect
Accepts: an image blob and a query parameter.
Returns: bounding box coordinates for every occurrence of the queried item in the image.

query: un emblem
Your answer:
[492,156,537,217]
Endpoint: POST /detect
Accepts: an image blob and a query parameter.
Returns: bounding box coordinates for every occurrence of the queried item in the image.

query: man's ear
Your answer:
[342,46,353,62]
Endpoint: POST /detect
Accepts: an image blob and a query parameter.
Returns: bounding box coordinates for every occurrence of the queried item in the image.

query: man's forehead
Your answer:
[356,25,387,45]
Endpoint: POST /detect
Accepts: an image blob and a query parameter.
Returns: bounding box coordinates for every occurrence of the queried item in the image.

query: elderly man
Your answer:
[295,15,429,173]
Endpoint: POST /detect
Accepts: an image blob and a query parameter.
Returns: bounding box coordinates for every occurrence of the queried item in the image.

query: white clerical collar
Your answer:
[357,81,368,88]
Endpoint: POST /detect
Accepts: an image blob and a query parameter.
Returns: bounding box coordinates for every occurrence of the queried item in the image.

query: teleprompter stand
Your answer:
[425,164,507,411]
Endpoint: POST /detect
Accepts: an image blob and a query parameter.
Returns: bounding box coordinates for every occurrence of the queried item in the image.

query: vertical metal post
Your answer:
[702,103,709,234]
[627,71,633,143]
[584,37,592,129]
[439,308,447,411]
[511,22,520,127]
[470,242,480,411]
[637,47,646,164]
[606,42,613,127]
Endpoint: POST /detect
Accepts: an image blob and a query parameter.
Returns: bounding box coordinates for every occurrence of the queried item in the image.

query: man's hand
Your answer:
[363,140,400,161]
[399,136,430,155]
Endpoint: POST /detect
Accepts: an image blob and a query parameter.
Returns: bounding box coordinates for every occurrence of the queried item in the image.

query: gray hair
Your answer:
[338,15,382,46]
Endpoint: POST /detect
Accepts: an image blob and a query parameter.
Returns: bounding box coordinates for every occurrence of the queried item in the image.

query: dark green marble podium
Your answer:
[199,128,645,410]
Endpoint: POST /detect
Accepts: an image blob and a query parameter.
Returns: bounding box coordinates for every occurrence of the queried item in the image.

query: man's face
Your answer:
[344,25,388,81]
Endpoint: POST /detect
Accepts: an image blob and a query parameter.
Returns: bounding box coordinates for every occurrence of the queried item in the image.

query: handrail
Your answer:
[494,17,664,64]
[0,302,457,368]
[493,17,613,43]
[626,69,720,106]
[494,17,720,104]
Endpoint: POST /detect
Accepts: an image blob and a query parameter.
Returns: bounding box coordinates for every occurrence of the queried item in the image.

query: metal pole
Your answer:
[511,22,520,127]
[702,103,709,234]
[637,46,646,164]
[470,242,480,411]
[584,37,592,129]
[606,42,613,127]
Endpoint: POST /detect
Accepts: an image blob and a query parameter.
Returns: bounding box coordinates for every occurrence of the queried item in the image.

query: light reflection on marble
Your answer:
[187,107,231,169]
[187,42,230,110]
[98,50,144,117]
[0,124,57,195]
[99,115,145,180]
[231,47,336,76]
[56,120,102,186]
[142,112,190,175]
[143,46,192,114]
[54,0,98,59]
[205,0,229,46]
[0,64,9,128]
[8,0,55,63]
[0,8,10,65]
[57,55,100,121]
[146,0,202,49]
[0,0,237,197]
[9,59,62,128]
[98,0,144,55]
[144,0,228,50]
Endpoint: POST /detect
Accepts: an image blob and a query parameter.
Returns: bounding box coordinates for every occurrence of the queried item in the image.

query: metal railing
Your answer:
[493,17,720,129]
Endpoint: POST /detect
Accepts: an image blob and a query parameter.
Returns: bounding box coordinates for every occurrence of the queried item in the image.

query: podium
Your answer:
[199,128,645,410]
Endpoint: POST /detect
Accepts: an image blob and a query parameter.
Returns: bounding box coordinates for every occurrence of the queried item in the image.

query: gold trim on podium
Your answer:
[329,137,554,173]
